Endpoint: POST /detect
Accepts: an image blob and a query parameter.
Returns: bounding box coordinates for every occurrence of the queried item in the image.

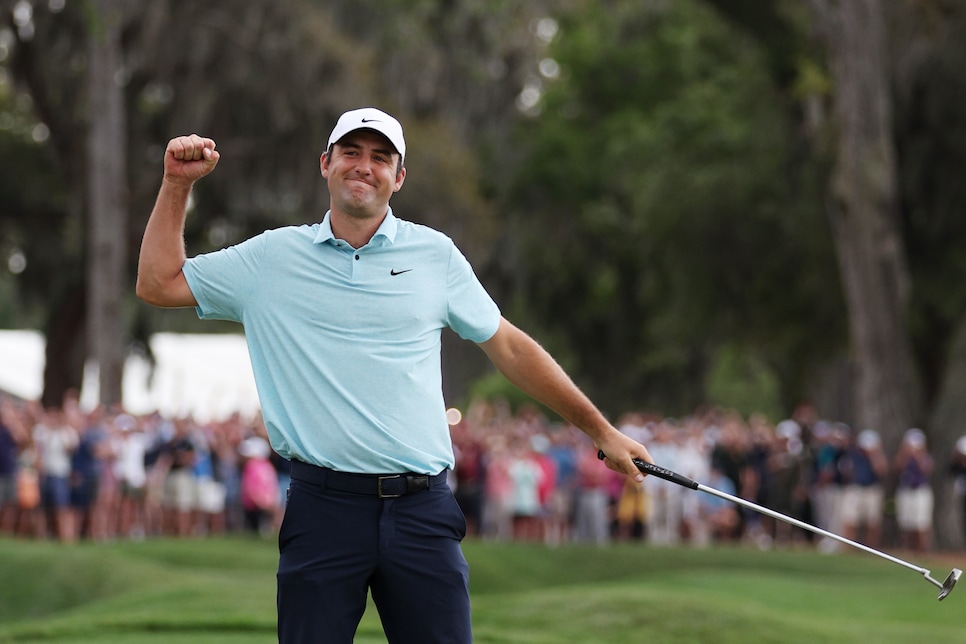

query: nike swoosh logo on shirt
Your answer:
[390,269,413,276]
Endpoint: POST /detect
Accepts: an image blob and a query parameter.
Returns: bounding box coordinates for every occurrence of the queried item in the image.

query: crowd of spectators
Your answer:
[0,391,285,543]
[450,399,962,553]
[1,392,963,552]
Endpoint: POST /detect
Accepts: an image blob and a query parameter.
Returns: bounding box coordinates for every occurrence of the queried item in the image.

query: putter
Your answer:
[598,451,961,600]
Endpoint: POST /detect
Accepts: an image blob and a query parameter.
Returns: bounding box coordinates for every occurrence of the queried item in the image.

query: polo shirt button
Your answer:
[355,254,360,260]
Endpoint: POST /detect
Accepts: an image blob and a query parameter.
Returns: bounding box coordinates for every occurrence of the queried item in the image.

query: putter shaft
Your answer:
[598,450,960,600]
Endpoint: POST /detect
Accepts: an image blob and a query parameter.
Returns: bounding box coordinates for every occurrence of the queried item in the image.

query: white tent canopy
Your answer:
[0,330,259,422]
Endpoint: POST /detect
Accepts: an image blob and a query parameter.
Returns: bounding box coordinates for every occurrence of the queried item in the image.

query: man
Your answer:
[893,427,934,552]
[114,413,150,539]
[838,428,887,548]
[33,406,79,542]
[137,107,652,642]
[159,417,198,537]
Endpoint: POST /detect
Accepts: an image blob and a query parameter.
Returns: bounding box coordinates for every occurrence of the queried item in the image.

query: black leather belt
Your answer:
[290,459,448,498]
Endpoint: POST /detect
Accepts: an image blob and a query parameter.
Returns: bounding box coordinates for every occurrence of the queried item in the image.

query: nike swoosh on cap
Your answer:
[361,118,382,123]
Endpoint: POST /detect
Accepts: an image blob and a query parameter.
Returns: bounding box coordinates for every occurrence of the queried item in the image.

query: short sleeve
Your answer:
[182,233,268,322]
[444,243,501,343]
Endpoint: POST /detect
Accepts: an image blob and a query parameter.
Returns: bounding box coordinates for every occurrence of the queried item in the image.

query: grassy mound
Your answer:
[0,537,961,643]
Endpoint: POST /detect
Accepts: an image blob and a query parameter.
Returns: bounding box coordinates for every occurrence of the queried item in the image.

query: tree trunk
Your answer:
[41,282,86,409]
[812,0,921,454]
[86,0,128,407]
[926,315,966,549]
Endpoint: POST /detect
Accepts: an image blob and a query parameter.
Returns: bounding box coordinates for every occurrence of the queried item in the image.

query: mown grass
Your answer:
[0,536,962,643]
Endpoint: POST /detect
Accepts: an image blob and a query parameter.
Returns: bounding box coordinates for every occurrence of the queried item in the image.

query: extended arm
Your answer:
[479,317,652,481]
[136,135,220,308]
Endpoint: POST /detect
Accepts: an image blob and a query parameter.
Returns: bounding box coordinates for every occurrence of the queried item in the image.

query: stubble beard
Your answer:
[335,178,387,221]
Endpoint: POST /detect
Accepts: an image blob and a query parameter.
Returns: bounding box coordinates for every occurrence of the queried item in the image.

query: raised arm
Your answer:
[135,135,220,308]
[479,317,652,481]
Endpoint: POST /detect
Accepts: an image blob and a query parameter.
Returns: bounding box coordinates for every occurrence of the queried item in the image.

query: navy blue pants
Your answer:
[277,467,471,643]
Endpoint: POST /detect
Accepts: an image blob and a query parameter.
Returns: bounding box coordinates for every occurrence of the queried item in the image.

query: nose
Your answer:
[354,153,373,174]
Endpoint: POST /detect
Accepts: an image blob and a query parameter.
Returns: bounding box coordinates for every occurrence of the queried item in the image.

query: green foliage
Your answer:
[5,0,966,429]
[464,369,558,419]
[2,0,530,390]
[466,370,533,411]
[0,74,68,329]
[498,0,842,416]
[705,343,783,421]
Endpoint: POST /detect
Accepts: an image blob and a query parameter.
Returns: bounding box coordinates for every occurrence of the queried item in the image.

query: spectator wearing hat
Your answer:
[647,419,684,546]
[114,413,150,539]
[838,429,887,548]
[763,419,809,547]
[894,428,934,551]
[811,422,850,548]
[159,418,198,537]
[239,436,278,536]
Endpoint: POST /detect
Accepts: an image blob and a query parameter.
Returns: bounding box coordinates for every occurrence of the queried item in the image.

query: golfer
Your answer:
[136,107,652,643]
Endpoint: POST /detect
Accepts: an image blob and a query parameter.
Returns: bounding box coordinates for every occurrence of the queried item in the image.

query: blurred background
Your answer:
[2,0,966,547]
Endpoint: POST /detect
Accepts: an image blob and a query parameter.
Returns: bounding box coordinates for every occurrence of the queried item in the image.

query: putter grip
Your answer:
[597,450,699,490]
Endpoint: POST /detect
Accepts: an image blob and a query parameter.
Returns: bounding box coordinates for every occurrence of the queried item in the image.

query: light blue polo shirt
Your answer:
[181,209,501,474]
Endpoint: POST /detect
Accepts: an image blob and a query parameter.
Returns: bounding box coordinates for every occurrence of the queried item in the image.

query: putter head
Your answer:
[938,568,961,601]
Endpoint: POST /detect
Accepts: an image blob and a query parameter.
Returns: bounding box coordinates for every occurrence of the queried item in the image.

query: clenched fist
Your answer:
[163,134,220,186]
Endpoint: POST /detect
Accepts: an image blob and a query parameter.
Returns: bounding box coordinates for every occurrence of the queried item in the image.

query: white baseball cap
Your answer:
[239,436,271,459]
[857,429,880,450]
[904,427,926,448]
[327,107,406,162]
[776,419,801,440]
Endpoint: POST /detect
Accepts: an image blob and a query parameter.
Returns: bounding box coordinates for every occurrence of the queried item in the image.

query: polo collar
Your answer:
[314,208,398,246]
